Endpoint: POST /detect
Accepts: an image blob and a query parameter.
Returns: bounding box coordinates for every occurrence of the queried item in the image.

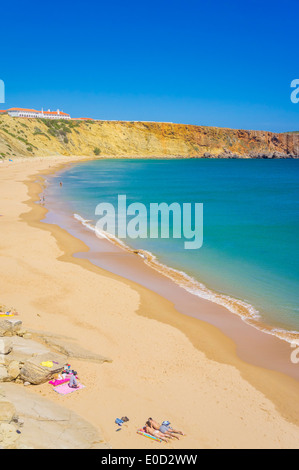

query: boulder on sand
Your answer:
[0,319,22,337]
[0,398,16,422]
[1,382,109,449]
[20,352,67,385]
[0,366,8,382]
[0,338,13,355]
[2,336,50,365]
[7,361,20,380]
[0,336,50,366]
[41,335,112,364]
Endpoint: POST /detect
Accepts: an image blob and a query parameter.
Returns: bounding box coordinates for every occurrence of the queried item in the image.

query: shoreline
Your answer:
[72,210,299,347]
[1,155,299,448]
[44,159,299,381]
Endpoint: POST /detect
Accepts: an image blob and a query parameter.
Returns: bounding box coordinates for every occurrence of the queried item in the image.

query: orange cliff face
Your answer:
[0,114,298,159]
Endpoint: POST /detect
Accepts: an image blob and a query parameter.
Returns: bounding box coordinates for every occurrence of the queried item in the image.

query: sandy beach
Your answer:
[1,155,299,449]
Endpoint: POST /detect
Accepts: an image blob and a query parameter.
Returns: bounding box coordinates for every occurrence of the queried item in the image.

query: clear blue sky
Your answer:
[1,0,298,132]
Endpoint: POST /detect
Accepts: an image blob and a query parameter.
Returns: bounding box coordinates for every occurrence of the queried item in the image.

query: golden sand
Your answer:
[0,155,299,449]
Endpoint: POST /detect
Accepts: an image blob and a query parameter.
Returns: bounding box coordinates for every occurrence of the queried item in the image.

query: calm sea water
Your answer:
[47,158,299,334]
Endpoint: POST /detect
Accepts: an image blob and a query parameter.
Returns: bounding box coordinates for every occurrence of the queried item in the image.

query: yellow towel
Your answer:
[40,361,53,368]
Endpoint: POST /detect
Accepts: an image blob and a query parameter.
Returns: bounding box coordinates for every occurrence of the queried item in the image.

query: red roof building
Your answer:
[5,108,71,120]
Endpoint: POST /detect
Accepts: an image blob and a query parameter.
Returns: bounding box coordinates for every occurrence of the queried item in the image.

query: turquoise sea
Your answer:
[46,158,299,340]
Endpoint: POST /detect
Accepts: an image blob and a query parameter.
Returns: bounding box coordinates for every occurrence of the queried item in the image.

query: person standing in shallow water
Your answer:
[60,181,63,187]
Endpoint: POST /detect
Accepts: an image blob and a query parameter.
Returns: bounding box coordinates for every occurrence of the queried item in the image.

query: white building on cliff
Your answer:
[6,108,71,120]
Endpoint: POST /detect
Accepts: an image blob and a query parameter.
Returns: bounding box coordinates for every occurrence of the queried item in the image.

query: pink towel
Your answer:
[49,378,70,386]
[53,382,85,395]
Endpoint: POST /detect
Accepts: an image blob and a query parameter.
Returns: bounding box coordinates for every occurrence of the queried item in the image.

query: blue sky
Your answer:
[1,0,298,132]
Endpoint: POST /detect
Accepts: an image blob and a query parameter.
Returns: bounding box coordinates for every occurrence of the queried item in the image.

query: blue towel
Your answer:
[115,418,124,426]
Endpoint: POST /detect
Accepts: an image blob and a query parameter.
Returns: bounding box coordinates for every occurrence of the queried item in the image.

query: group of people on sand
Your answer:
[56,364,79,389]
[143,418,184,442]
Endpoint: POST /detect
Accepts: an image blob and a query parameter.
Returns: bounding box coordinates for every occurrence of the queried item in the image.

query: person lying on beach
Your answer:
[148,418,184,437]
[144,422,170,443]
[145,420,179,440]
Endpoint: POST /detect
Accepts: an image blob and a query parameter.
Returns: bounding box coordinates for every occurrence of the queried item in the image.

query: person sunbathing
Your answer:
[148,418,184,437]
[145,420,178,441]
[144,421,170,442]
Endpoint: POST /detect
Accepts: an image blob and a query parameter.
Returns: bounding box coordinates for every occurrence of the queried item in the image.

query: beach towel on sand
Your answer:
[137,429,162,443]
[49,378,70,386]
[53,383,85,395]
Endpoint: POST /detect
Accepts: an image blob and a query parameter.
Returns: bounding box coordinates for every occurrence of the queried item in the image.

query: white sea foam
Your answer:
[73,213,299,345]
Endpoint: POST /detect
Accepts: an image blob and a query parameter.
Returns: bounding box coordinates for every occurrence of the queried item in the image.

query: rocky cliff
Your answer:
[0,114,298,159]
